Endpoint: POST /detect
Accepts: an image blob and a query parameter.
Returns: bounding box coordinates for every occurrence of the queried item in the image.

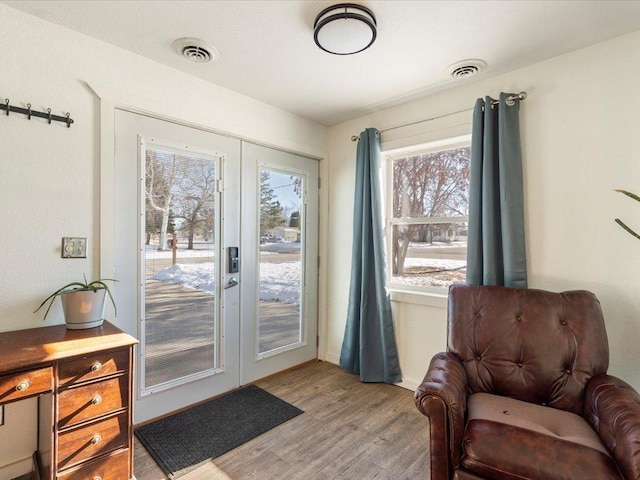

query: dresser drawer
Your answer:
[59,349,129,387]
[58,412,128,469]
[58,375,128,428]
[0,367,52,403]
[57,448,130,480]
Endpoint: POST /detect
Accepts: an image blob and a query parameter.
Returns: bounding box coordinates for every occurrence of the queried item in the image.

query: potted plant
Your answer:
[35,276,117,329]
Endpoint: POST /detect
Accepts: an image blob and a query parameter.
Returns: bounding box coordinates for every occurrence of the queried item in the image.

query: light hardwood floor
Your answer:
[134,361,429,479]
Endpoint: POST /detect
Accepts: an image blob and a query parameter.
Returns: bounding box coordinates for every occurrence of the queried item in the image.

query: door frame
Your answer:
[93,83,327,423]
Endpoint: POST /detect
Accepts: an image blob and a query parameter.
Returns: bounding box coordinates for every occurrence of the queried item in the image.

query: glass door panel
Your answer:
[114,109,241,424]
[240,142,318,384]
[258,169,304,354]
[142,145,220,391]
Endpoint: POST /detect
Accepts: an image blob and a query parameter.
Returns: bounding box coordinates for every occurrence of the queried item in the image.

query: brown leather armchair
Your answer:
[415,284,640,480]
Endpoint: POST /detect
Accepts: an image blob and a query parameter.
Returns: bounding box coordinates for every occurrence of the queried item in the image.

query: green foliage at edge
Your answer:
[615,189,640,241]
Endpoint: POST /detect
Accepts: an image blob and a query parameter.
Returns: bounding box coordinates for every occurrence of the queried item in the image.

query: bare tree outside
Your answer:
[146,150,178,251]
[390,145,470,288]
[146,150,219,250]
[172,157,217,250]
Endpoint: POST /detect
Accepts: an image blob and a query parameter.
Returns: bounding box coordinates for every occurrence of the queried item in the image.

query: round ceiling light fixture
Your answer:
[173,37,219,63]
[314,3,377,55]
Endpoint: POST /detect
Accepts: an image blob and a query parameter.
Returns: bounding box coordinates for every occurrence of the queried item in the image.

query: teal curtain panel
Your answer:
[467,93,527,288]
[339,128,402,384]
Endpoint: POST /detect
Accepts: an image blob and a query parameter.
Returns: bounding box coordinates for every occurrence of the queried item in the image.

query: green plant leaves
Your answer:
[34,278,118,320]
[615,189,640,241]
[615,189,640,203]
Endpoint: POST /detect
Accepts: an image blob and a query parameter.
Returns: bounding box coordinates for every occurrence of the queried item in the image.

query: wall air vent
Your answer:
[173,37,219,63]
[447,59,487,79]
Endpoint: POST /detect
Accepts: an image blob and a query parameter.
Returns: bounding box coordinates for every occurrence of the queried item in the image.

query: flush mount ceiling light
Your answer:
[173,37,219,63]
[314,3,377,55]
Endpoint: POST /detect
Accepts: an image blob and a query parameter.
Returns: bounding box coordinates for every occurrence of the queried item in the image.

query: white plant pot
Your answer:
[60,289,107,329]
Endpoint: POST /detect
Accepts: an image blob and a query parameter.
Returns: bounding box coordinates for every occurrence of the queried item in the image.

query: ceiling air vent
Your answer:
[447,59,487,79]
[173,37,218,63]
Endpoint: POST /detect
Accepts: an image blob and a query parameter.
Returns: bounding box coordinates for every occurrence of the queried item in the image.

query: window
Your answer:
[385,136,471,292]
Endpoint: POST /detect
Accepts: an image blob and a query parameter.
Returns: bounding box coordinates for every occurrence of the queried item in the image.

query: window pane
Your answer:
[143,147,219,389]
[391,223,467,289]
[258,169,303,354]
[392,146,470,218]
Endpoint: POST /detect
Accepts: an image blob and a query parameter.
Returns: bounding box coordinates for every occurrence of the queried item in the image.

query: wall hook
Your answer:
[0,95,74,127]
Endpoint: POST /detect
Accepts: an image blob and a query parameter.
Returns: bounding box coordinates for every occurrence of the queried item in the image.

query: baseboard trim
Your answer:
[398,376,420,392]
[0,455,33,480]
[325,352,419,391]
[325,352,340,365]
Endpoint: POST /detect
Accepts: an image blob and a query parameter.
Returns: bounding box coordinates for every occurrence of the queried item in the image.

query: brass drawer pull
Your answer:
[15,380,30,391]
[91,395,102,405]
[90,434,102,445]
[90,361,103,372]
[93,477,102,480]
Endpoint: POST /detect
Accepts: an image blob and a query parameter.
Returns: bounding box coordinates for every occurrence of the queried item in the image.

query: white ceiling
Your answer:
[4,1,640,126]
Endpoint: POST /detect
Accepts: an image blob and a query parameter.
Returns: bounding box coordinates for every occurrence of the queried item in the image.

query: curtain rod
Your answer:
[350,92,527,141]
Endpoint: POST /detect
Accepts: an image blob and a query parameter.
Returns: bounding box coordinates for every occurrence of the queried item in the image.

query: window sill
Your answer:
[390,289,448,308]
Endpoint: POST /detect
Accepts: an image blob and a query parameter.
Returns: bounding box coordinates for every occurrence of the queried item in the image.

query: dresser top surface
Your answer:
[0,321,138,373]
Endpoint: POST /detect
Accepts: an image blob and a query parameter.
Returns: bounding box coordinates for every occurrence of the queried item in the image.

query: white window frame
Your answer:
[384,134,472,295]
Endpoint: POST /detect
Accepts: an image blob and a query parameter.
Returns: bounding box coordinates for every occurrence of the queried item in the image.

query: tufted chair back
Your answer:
[447,284,610,415]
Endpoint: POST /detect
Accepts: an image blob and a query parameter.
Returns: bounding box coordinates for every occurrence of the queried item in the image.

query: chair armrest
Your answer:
[585,374,640,480]
[414,352,468,479]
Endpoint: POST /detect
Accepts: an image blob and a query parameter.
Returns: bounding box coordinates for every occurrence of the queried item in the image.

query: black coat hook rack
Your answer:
[1,98,74,127]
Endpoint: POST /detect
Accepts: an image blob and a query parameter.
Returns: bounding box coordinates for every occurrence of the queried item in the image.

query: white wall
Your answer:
[325,29,640,392]
[0,4,326,474]
[2,0,640,473]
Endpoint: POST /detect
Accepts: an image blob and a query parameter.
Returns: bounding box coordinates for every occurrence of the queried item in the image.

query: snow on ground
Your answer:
[144,242,299,259]
[393,257,466,289]
[392,271,466,289]
[148,240,464,297]
[151,260,301,304]
[404,257,465,269]
[258,261,301,304]
[145,244,213,259]
[152,263,216,292]
[408,241,466,249]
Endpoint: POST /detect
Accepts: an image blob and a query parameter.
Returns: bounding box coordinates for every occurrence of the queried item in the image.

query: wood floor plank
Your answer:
[134,361,429,480]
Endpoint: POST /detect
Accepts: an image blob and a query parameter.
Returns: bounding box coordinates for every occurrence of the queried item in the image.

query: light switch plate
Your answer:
[61,237,87,258]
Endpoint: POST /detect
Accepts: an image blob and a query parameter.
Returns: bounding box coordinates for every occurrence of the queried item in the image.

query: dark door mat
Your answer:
[134,385,303,479]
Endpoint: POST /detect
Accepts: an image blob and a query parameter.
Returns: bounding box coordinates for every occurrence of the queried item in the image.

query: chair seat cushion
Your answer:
[461,393,623,480]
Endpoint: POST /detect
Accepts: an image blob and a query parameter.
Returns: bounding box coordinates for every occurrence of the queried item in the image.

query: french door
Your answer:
[240,143,318,383]
[113,110,317,424]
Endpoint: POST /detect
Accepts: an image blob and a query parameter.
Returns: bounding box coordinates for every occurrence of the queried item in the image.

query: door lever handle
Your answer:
[224,277,239,289]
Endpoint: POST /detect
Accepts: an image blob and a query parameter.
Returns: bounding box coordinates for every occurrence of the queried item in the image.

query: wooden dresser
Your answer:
[0,321,137,480]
